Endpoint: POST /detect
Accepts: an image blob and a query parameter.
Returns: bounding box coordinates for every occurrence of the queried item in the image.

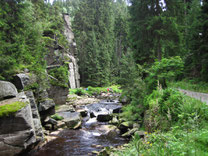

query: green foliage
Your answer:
[129,0,186,64]
[144,88,208,132]
[0,0,47,81]
[48,66,69,88]
[51,114,64,120]
[114,127,208,156]
[73,0,116,86]
[23,83,39,91]
[70,88,86,96]
[169,79,208,93]
[0,102,28,117]
[146,56,184,91]
[69,85,122,96]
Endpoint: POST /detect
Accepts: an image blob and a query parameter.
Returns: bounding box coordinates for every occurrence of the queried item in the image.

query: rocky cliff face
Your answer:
[0,81,44,156]
[45,14,80,105]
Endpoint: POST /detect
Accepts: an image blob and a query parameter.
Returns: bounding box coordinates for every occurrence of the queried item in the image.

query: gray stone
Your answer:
[25,91,44,140]
[97,114,112,122]
[134,131,146,138]
[44,124,53,130]
[0,81,18,100]
[12,74,30,90]
[57,121,66,128]
[47,86,69,105]
[0,102,37,156]
[122,128,138,137]
[38,98,55,112]
[77,109,88,117]
[112,106,122,113]
[59,112,82,129]
[44,117,58,125]
[56,105,75,112]
[109,116,119,125]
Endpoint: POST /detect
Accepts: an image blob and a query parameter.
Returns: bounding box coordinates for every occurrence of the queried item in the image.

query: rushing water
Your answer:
[30,100,128,156]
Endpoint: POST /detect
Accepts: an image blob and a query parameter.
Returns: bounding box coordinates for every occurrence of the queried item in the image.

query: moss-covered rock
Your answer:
[0,101,27,117]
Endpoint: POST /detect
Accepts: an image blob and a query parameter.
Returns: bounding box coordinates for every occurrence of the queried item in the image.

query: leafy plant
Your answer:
[48,66,69,88]
[146,56,184,91]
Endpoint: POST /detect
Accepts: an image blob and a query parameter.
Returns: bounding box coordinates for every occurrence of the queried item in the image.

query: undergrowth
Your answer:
[112,88,208,156]
[169,79,208,93]
[69,85,122,96]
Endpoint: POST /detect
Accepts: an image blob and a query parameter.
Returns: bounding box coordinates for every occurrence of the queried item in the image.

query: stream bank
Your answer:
[28,94,130,156]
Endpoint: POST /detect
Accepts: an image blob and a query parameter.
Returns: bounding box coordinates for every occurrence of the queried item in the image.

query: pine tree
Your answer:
[129,0,186,64]
[73,0,115,86]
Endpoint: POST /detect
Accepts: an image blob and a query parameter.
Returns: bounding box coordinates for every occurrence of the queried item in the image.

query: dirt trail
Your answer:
[178,89,208,105]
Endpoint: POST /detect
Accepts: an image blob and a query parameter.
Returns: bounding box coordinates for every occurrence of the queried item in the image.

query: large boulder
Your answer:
[58,112,82,129]
[38,98,55,112]
[47,86,69,105]
[0,101,36,156]
[97,114,112,122]
[38,98,55,121]
[0,81,18,100]
[12,74,30,90]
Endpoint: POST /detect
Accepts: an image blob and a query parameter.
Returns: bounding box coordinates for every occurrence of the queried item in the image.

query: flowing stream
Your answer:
[30,100,128,156]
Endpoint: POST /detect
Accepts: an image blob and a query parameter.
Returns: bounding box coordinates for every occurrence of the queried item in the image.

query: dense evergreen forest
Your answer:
[1,0,208,155]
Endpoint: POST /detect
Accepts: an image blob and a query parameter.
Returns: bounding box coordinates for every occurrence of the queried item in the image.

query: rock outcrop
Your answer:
[45,14,80,105]
[0,81,18,100]
[0,91,44,156]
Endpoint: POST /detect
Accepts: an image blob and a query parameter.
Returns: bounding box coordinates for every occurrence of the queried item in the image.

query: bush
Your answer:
[48,66,69,88]
[144,88,208,131]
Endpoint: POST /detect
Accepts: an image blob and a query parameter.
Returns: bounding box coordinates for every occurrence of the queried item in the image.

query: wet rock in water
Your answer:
[97,114,112,122]
[77,109,88,117]
[44,124,53,130]
[0,81,18,100]
[98,125,120,137]
[57,121,66,128]
[119,121,133,133]
[122,128,138,138]
[59,112,82,129]
[112,106,122,113]
[109,116,119,125]
[90,112,96,118]
[91,144,103,148]
[56,105,75,112]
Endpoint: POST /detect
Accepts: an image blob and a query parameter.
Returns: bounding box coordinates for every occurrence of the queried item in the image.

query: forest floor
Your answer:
[178,88,208,105]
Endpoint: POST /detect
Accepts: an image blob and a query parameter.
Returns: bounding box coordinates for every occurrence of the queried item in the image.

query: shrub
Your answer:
[144,88,208,131]
[48,66,69,88]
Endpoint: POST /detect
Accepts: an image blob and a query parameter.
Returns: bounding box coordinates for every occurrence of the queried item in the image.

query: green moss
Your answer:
[0,101,28,117]
[51,114,64,120]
